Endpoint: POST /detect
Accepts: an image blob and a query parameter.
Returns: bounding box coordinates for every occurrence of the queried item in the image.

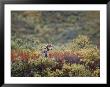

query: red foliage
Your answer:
[11,50,40,61]
[11,49,81,64]
[48,51,81,64]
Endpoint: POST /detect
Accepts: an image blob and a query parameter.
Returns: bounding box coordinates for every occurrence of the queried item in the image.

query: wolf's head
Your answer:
[46,44,53,51]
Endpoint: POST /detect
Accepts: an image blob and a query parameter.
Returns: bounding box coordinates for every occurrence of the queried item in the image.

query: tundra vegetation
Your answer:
[11,11,100,77]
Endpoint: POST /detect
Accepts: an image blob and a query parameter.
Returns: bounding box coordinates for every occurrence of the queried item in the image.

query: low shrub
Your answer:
[92,68,100,77]
[62,63,92,77]
[11,59,29,77]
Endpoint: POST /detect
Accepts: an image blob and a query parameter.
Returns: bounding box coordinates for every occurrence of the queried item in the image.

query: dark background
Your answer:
[0,0,109,4]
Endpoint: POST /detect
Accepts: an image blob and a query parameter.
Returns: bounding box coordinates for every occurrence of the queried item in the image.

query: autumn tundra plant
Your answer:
[11,35,100,77]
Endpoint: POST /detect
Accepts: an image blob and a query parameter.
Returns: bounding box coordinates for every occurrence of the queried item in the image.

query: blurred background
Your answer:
[11,11,100,49]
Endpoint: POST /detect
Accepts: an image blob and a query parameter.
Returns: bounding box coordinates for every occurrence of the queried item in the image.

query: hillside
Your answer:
[11,11,100,45]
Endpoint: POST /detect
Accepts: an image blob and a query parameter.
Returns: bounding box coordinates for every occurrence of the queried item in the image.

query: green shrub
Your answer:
[62,63,92,77]
[92,68,100,77]
[11,59,29,77]
[29,57,57,76]
[78,47,99,61]
[70,64,92,77]
[71,35,92,50]
[42,68,63,77]
[62,63,72,76]
[11,57,99,77]
[29,57,56,69]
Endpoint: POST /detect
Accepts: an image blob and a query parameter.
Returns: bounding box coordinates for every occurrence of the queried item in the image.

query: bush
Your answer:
[11,56,99,77]
[62,63,92,77]
[70,35,92,50]
[92,68,100,77]
[11,34,100,77]
[28,57,57,76]
[77,47,99,61]
[76,47,100,70]
[42,68,64,77]
[11,59,29,77]
[70,64,92,76]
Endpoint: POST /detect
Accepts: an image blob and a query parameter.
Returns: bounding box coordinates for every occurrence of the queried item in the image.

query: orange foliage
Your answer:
[11,49,81,64]
[11,49,40,61]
